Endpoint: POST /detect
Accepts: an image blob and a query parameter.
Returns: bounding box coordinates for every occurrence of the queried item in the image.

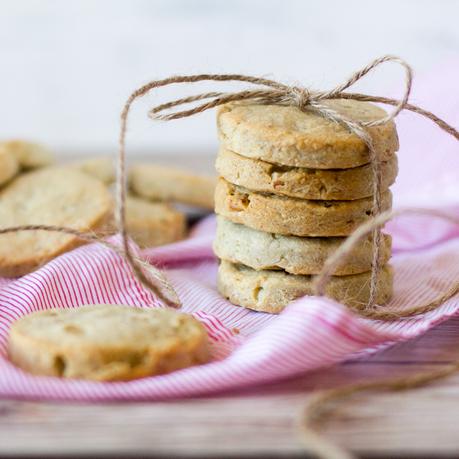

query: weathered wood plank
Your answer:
[0,362,456,457]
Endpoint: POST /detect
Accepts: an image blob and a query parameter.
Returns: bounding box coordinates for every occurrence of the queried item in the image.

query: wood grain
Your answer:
[1,318,459,458]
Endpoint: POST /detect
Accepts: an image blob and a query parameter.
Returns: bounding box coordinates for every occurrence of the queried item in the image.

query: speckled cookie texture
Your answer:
[130,164,216,210]
[217,100,399,169]
[214,216,391,276]
[0,145,20,187]
[218,260,393,313]
[0,167,112,277]
[214,178,392,237]
[1,140,54,170]
[216,148,398,200]
[8,305,210,381]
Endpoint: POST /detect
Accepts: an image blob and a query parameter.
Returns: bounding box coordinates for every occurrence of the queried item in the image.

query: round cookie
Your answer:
[214,216,392,276]
[70,157,115,185]
[130,164,216,210]
[215,178,392,237]
[216,148,398,200]
[1,140,54,170]
[0,167,112,277]
[8,305,210,381]
[125,195,186,248]
[0,145,19,187]
[218,260,393,313]
[217,100,398,169]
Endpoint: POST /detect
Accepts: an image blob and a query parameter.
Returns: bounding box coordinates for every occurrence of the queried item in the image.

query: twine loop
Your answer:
[1,56,458,317]
[117,54,458,314]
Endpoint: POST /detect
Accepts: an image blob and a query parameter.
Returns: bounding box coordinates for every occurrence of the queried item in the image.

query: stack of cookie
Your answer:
[214,100,398,313]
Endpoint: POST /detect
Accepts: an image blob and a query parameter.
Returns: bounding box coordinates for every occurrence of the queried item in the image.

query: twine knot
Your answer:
[289,86,312,111]
[122,54,456,310]
[2,56,457,314]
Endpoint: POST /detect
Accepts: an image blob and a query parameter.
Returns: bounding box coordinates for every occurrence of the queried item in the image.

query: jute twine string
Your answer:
[0,55,457,314]
[299,208,459,458]
[313,208,459,320]
[300,360,459,459]
[0,224,179,303]
[117,54,457,313]
[0,55,457,459]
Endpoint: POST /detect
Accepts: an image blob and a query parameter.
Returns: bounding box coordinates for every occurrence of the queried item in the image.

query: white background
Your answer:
[1,0,458,157]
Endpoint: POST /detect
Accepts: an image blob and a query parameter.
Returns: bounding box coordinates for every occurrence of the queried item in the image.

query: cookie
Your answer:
[70,157,115,185]
[1,140,54,170]
[0,145,19,187]
[8,305,210,381]
[130,164,216,210]
[217,100,398,169]
[216,147,398,200]
[124,195,186,248]
[214,216,391,276]
[215,178,392,237]
[0,167,112,277]
[218,260,393,313]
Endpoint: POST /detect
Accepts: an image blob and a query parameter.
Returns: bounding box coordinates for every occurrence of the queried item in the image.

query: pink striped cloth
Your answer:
[1,60,458,401]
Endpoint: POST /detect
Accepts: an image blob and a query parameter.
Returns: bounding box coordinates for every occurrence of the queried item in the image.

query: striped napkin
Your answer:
[0,58,458,401]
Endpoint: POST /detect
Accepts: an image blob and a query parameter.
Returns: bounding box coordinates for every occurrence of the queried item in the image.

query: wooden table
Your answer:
[2,317,459,458]
[1,154,459,458]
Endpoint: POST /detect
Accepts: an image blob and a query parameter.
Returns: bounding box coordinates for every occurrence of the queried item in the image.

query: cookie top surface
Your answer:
[10,305,206,349]
[8,305,210,380]
[126,195,183,223]
[1,140,54,169]
[0,167,112,276]
[217,100,398,168]
[125,195,186,248]
[0,145,19,186]
[72,157,115,185]
[129,163,216,210]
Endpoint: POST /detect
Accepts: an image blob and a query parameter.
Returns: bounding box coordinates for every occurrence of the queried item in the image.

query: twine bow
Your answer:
[0,56,457,315]
[117,55,458,310]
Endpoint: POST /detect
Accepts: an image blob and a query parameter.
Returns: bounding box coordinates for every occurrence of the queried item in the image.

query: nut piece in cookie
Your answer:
[8,305,210,381]
[0,167,112,277]
[215,178,392,237]
[216,147,398,201]
[218,260,393,313]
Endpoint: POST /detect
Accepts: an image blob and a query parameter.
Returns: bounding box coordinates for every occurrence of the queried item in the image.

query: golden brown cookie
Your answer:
[214,178,392,237]
[216,147,398,200]
[0,145,19,187]
[124,195,186,248]
[8,305,210,381]
[70,157,115,185]
[130,164,216,210]
[1,140,54,170]
[217,100,398,169]
[214,216,391,275]
[0,167,112,277]
[217,260,393,313]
